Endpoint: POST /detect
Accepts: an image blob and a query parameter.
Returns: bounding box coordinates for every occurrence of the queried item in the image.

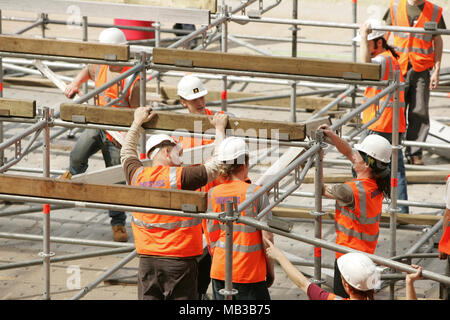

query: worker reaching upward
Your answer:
[61,27,140,243]
[120,106,228,300]
[353,19,409,214]
[319,124,392,299]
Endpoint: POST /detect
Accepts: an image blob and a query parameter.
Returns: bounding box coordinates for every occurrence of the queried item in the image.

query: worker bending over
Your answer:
[120,106,227,300]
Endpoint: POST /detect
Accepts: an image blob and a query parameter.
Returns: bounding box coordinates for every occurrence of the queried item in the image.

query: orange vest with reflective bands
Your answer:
[438,175,450,255]
[130,165,203,257]
[335,178,383,259]
[178,108,218,150]
[207,180,267,283]
[94,65,140,143]
[362,51,406,133]
[390,0,442,74]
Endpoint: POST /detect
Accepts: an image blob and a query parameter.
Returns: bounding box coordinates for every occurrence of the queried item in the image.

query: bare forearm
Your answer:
[276,252,310,293]
[406,279,417,300]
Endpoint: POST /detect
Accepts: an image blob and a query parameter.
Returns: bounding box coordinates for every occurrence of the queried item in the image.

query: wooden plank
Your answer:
[0,0,211,24]
[0,35,129,61]
[272,206,442,226]
[0,174,207,212]
[147,85,337,111]
[60,103,306,141]
[152,48,381,81]
[0,98,36,118]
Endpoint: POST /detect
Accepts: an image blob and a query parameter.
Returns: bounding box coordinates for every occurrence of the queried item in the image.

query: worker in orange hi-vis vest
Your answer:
[264,239,424,300]
[383,0,445,165]
[438,175,450,260]
[120,106,228,300]
[175,74,229,299]
[353,19,409,214]
[61,28,140,243]
[318,124,392,299]
[206,136,275,300]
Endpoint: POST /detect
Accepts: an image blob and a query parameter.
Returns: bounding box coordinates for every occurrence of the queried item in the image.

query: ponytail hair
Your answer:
[373,36,400,59]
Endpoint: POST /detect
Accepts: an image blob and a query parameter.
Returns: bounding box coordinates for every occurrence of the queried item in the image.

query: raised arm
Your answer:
[318,124,355,164]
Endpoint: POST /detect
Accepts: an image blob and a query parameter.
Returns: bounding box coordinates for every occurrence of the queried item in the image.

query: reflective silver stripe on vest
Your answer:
[132,215,201,230]
[335,181,381,242]
[395,45,434,55]
[392,0,399,26]
[131,166,145,186]
[213,240,263,253]
[169,166,178,189]
[335,223,379,242]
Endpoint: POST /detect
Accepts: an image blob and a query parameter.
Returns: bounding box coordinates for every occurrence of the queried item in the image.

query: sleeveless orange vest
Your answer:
[94,65,140,143]
[362,51,406,133]
[438,175,450,255]
[130,165,203,257]
[207,180,267,283]
[390,0,442,74]
[177,108,219,150]
[335,178,383,259]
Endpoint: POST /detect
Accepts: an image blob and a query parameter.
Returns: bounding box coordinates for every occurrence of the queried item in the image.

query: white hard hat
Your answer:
[217,137,248,162]
[146,134,177,159]
[98,27,127,44]
[337,252,379,291]
[177,75,208,100]
[352,19,386,42]
[354,134,391,163]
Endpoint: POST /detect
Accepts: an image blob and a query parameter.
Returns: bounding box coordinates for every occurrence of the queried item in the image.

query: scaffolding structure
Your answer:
[0,0,449,301]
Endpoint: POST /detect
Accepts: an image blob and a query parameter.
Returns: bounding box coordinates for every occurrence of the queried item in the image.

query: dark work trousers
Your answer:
[197,249,212,298]
[138,255,198,300]
[212,279,271,300]
[333,259,350,299]
[404,68,431,158]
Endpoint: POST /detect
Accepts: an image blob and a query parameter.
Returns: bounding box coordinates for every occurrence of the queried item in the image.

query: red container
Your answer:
[113,19,155,40]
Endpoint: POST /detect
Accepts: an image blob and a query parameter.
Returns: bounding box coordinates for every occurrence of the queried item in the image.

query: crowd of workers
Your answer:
[57,0,448,301]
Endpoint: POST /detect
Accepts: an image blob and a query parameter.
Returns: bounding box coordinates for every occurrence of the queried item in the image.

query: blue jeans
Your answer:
[361,130,409,213]
[69,128,126,226]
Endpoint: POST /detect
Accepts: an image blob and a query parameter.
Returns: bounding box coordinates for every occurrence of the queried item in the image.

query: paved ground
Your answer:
[0,0,449,301]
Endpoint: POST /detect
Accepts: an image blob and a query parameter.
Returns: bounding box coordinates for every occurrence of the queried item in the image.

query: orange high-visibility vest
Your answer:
[130,165,203,257]
[335,178,383,259]
[207,180,267,283]
[438,175,450,255]
[177,108,219,150]
[94,65,140,143]
[390,0,442,74]
[362,51,406,133]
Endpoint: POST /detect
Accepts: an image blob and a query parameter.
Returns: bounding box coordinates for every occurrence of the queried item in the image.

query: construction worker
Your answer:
[438,175,450,260]
[206,136,275,300]
[264,238,423,300]
[61,27,140,242]
[120,106,228,300]
[318,124,392,298]
[177,74,225,299]
[353,19,409,213]
[383,0,445,165]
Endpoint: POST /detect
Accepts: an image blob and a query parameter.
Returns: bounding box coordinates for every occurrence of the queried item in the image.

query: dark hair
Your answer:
[358,151,391,199]
[373,36,400,59]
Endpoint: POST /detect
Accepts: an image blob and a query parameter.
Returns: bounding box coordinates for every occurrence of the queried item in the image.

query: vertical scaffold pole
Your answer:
[313,132,325,285]
[41,107,53,300]
[221,1,228,112]
[139,53,147,160]
[389,69,401,299]
[219,200,238,300]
